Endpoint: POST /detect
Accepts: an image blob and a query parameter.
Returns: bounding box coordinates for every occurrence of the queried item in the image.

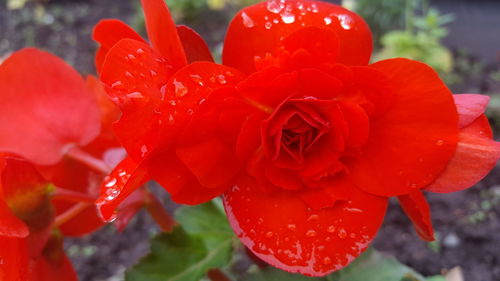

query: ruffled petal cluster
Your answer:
[95,0,500,276]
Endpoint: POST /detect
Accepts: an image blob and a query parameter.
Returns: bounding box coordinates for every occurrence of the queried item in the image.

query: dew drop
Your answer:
[410,183,418,188]
[105,187,120,201]
[265,232,274,238]
[327,225,336,233]
[111,81,123,89]
[187,108,194,115]
[273,19,279,24]
[105,178,117,188]
[173,79,188,97]
[241,12,255,28]
[136,48,145,54]
[307,214,319,221]
[325,236,332,242]
[287,224,297,231]
[436,139,444,146]
[350,233,357,239]
[265,21,272,29]
[217,74,227,84]
[338,14,353,30]
[127,54,136,60]
[199,98,206,105]
[150,70,158,77]
[266,0,282,13]
[124,71,134,78]
[324,16,332,25]
[310,3,319,13]
[281,11,295,24]
[338,228,347,239]
[306,229,317,237]
[160,84,167,100]
[140,145,148,157]
[323,257,332,265]
[127,91,144,99]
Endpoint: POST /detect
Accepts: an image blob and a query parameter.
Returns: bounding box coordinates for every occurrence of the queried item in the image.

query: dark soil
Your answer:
[2,0,500,281]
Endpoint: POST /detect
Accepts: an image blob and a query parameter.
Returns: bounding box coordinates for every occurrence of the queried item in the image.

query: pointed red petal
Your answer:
[223,0,372,74]
[141,0,187,69]
[96,157,149,222]
[176,25,214,63]
[454,94,490,128]
[92,19,145,73]
[398,191,434,241]
[426,115,500,193]
[223,176,387,276]
[31,232,78,281]
[348,58,459,197]
[0,48,101,165]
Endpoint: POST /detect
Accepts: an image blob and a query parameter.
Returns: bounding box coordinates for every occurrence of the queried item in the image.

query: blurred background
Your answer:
[1,0,500,280]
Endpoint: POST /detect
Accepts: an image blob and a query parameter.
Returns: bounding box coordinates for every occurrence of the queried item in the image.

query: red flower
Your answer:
[96,0,500,276]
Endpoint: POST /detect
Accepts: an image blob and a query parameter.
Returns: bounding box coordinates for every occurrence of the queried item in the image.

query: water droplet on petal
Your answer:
[136,48,145,54]
[140,145,148,157]
[111,81,123,89]
[127,54,136,60]
[287,224,297,231]
[127,91,144,99]
[150,70,158,77]
[241,12,255,28]
[310,3,319,13]
[265,21,272,29]
[324,16,332,25]
[105,177,117,188]
[323,257,332,265]
[265,232,274,238]
[124,71,134,78]
[217,74,227,84]
[173,79,188,97]
[338,228,347,239]
[327,225,336,233]
[273,19,279,24]
[307,214,319,221]
[436,139,444,146]
[281,11,295,24]
[306,229,317,237]
[338,14,353,30]
[267,0,282,13]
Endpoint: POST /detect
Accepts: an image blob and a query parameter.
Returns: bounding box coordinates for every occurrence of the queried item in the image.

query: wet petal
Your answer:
[95,157,149,222]
[92,19,145,73]
[223,0,372,74]
[223,175,387,276]
[398,191,434,241]
[141,0,187,69]
[0,48,100,165]
[348,58,459,197]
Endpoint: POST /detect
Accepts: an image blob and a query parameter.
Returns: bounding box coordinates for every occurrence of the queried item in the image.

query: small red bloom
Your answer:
[96,0,500,276]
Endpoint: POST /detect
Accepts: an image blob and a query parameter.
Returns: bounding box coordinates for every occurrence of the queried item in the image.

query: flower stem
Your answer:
[66,147,111,174]
[53,202,91,228]
[52,187,96,203]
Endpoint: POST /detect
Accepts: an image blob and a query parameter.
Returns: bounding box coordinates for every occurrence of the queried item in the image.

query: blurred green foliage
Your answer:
[351,0,454,74]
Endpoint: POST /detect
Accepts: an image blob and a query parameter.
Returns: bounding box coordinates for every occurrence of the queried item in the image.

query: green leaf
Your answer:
[335,249,427,281]
[125,201,234,281]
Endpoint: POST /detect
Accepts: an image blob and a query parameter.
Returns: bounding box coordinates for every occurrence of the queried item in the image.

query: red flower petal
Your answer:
[176,25,214,63]
[147,151,228,205]
[453,94,490,128]
[223,0,372,74]
[92,19,145,73]
[223,175,387,276]
[0,199,29,238]
[96,157,149,222]
[0,236,29,281]
[426,115,500,193]
[398,191,434,241]
[347,58,459,197]
[141,0,187,69]
[0,48,101,165]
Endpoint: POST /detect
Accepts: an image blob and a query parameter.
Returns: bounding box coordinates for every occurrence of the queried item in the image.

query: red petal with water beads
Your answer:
[100,38,172,160]
[92,19,146,73]
[96,157,149,222]
[223,0,372,74]
[398,191,434,241]
[426,114,500,193]
[141,0,187,70]
[223,175,387,276]
[0,49,101,165]
[176,25,214,63]
[347,59,459,197]
[0,236,29,281]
